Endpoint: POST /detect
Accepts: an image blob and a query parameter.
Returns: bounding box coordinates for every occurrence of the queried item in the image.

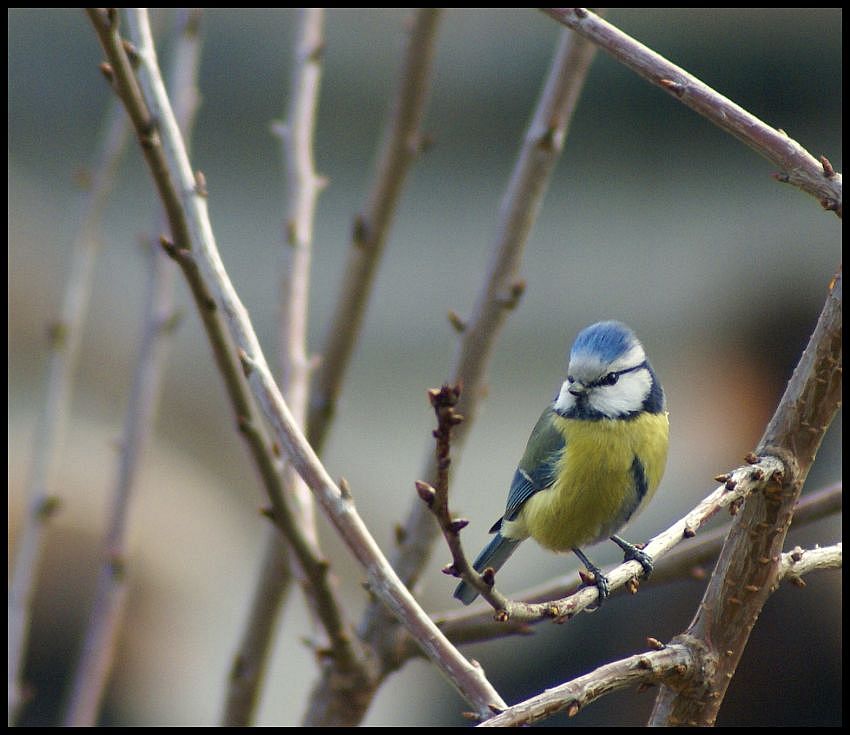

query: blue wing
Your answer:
[495,406,565,527]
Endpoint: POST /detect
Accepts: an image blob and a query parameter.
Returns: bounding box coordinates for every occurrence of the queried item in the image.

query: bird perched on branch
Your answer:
[454,320,669,605]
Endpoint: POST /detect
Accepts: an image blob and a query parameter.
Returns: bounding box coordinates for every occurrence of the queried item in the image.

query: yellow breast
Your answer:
[510,411,669,552]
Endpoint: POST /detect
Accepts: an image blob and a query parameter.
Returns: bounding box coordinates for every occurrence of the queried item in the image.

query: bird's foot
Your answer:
[611,535,654,578]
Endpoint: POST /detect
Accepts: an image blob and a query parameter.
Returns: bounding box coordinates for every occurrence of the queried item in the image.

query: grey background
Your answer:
[8,8,841,726]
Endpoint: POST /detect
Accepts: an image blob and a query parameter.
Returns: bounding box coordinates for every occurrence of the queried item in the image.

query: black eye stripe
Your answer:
[591,361,647,388]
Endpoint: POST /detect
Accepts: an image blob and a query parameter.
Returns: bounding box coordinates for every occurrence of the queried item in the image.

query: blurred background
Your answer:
[8,8,841,726]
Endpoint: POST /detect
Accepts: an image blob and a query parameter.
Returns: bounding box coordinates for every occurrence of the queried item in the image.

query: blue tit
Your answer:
[454,320,669,605]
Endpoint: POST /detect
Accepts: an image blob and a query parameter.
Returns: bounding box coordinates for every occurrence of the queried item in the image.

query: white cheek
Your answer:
[553,380,576,414]
[590,369,651,416]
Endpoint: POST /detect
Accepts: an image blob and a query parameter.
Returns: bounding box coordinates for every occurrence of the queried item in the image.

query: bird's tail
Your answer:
[453,532,521,605]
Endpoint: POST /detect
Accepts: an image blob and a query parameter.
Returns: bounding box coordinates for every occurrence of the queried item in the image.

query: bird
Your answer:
[453,320,669,606]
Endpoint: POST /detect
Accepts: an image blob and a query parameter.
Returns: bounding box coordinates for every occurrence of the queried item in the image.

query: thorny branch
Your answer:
[542,8,842,217]
[87,8,506,721]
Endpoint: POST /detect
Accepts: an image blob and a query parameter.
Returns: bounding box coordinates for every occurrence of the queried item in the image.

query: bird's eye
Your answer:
[567,375,575,384]
[600,372,619,386]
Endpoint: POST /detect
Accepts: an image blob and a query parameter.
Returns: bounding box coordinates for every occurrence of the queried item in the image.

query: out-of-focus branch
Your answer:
[222,9,331,726]
[542,8,842,217]
[8,96,130,725]
[88,8,507,721]
[306,8,442,453]
[61,11,203,726]
[303,24,603,727]
[650,267,842,725]
[384,24,600,604]
[301,10,445,725]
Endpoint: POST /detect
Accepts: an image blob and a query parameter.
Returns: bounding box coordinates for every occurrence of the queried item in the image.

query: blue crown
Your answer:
[570,321,638,363]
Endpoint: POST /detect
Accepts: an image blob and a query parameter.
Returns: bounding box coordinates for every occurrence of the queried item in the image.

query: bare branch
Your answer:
[223,9,335,726]
[8,95,130,725]
[307,8,442,453]
[542,8,842,217]
[305,24,604,725]
[477,535,840,727]
[89,8,506,721]
[478,642,697,727]
[387,24,601,603]
[62,13,202,726]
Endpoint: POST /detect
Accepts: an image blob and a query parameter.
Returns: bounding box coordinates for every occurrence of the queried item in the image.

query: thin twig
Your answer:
[477,642,697,727]
[88,8,507,721]
[778,541,841,584]
[8,96,130,725]
[385,23,601,604]
[222,9,332,726]
[62,11,203,725]
[307,22,603,726]
[346,28,602,702]
[306,8,442,453]
[542,8,842,217]
[301,10,445,725]
[477,539,840,727]
[442,455,787,623]
[432,477,841,650]
[479,529,841,729]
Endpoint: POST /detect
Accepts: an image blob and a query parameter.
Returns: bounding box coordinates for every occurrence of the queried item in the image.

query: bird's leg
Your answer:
[572,547,610,608]
[610,535,653,577]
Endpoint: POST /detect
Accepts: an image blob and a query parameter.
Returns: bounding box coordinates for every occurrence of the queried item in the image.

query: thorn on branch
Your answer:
[46,320,68,349]
[447,309,466,333]
[448,518,469,534]
[493,609,510,623]
[352,214,370,248]
[36,495,62,520]
[820,155,836,179]
[98,61,115,84]
[418,131,436,155]
[121,39,140,67]
[497,279,526,310]
[238,349,254,377]
[159,310,183,335]
[194,170,208,198]
[659,78,685,97]
[415,480,436,507]
[394,523,407,544]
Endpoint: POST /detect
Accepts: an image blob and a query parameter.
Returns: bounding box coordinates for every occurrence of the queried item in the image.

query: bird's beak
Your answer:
[568,381,587,397]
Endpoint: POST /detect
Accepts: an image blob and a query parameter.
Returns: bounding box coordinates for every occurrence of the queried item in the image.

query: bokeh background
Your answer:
[8,8,841,726]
